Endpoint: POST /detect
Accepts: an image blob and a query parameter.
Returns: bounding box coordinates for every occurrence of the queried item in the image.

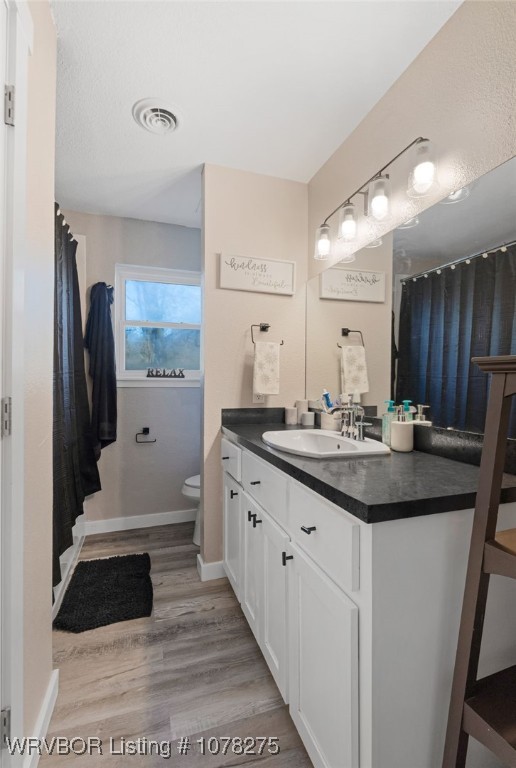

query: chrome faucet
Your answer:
[329,403,371,440]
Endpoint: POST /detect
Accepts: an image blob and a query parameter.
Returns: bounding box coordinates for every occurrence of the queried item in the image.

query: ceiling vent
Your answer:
[132,99,179,135]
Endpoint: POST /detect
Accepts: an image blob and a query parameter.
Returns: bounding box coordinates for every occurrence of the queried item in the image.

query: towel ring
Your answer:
[337,328,365,347]
[251,323,284,345]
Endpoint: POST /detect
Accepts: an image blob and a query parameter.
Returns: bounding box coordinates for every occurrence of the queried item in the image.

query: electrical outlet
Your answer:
[253,393,265,404]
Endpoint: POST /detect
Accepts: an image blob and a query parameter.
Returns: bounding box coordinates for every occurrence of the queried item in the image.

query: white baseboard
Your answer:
[23,670,59,768]
[76,508,197,537]
[52,520,85,621]
[197,554,226,582]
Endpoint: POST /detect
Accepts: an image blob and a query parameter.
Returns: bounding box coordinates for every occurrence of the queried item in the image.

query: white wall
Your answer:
[25,0,55,734]
[202,164,308,563]
[307,0,516,408]
[63,210,202,522]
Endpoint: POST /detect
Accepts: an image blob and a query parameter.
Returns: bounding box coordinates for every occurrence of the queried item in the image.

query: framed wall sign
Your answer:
[320,267,386,303]
[219,254,296,296]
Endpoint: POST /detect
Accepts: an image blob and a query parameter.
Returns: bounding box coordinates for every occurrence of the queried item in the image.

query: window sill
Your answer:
[117,378,201,388]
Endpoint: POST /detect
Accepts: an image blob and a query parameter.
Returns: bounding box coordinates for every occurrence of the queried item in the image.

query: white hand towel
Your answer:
[253,341,280,396]
[341,345,369,397]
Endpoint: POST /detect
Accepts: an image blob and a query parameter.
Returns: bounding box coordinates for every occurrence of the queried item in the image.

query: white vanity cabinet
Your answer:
[222,433,516,768]
[222,443,359,766]
[241,492,263,643]
[288,542,359,768]
[222,472,242,599]
[260,508,290,701]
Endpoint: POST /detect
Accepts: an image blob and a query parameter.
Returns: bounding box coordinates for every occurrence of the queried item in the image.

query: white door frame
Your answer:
[2,1,32,761]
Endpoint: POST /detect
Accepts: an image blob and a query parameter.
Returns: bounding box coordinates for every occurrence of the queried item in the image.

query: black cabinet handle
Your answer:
[253,517,262,528]
[301,526,317,535]
[247,510,255,523]
[230,490,238,499]
[250,480,261,486]
[222,456,230,460]
[282,551,294,566]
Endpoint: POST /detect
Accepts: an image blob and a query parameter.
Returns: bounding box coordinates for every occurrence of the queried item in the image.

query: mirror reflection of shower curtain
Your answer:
[396,245,516,437]
[53,205,100,588]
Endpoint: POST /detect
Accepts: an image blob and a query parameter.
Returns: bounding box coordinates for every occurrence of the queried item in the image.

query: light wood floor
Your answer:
[42,523,312,767]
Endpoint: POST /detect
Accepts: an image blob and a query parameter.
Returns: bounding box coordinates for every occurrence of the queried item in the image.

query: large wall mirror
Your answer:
[306,155,516,437]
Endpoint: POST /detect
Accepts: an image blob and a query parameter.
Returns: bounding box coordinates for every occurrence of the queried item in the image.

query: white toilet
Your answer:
[182,474,201,546]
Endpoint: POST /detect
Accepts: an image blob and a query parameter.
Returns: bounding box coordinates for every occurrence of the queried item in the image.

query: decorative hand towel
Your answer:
[341,345,369,397]
[253,341,280,396]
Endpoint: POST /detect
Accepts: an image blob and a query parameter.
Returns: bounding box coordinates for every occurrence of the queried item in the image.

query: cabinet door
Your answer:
[242,493,263,643]
[288,543,359,768]
[261,510,290,703]
[223,473,242,600]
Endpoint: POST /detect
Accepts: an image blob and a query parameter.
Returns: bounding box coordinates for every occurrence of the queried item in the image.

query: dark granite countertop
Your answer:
[222,423,516,524]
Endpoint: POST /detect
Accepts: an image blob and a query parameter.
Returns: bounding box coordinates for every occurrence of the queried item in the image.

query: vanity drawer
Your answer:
[242,451,288,526]
[288,482,359,592]
[221,437,242,482]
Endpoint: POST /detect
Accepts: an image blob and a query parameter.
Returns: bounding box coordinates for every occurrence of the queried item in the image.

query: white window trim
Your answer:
[115,263,201,387]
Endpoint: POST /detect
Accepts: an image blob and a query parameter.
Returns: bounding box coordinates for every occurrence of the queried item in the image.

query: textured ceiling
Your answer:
[53,0,461,228]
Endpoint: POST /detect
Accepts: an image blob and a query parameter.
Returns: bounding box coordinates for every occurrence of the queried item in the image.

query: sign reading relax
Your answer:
[219,254,296,296]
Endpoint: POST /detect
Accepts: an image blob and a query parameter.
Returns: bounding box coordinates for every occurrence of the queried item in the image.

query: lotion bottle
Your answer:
[391,406,414,452]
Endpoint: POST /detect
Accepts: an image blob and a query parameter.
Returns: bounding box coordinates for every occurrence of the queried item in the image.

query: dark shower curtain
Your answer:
[53,206,101,587]
[396,245,516,438]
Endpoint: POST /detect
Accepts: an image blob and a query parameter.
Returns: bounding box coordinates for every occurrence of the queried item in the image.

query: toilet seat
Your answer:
[184,474,200,489]
[182,474,201,500]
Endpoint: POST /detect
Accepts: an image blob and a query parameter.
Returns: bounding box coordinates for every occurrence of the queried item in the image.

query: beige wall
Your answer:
[307,0,516,409]
[202,164,307,563]
[24,0,56,733]
[63,210,202,522]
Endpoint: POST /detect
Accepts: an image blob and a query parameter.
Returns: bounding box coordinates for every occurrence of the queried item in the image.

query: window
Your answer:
[115,264,201,385]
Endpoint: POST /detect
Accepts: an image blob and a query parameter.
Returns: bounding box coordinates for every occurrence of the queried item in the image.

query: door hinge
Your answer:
[4,85,14,126]
[1,708,11,748]
[1,397,12,437]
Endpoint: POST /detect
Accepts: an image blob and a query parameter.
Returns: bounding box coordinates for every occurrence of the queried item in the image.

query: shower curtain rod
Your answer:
[404,237,516,283]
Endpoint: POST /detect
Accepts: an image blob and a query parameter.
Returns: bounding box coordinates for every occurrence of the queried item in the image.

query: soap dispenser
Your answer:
[391,406,414,452]
[402,400,414,421]
[382,400,396,446]
[414,404,432,426]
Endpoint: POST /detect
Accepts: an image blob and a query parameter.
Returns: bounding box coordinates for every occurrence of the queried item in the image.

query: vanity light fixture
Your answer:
[407,139,437,197]
[338,203,357,242]
[314,224,332,260]
[313,136,432,260]
[368,176,390,221]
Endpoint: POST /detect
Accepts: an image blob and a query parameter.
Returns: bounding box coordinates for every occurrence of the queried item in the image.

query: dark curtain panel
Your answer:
[53,206,101,587]
[397,245,516,438]
[84,282,117,459]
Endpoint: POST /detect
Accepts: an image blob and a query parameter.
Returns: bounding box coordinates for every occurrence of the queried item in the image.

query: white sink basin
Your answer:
[262,429,390,459]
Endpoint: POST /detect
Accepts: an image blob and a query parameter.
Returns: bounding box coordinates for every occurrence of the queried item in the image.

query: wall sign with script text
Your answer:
[320,268,386,303]
[219,254,296,296]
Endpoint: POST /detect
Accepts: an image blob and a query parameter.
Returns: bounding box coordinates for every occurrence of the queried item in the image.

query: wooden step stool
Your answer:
[443,355,516,768]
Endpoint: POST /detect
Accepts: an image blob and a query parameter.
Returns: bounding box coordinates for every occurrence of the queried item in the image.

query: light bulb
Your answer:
[368,177,390,221]
[338,204,357,242]
[408,140,437,197]
[314,224,331,260]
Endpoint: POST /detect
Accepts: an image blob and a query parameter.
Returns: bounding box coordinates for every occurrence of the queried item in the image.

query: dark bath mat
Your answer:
[53,553,153,633]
